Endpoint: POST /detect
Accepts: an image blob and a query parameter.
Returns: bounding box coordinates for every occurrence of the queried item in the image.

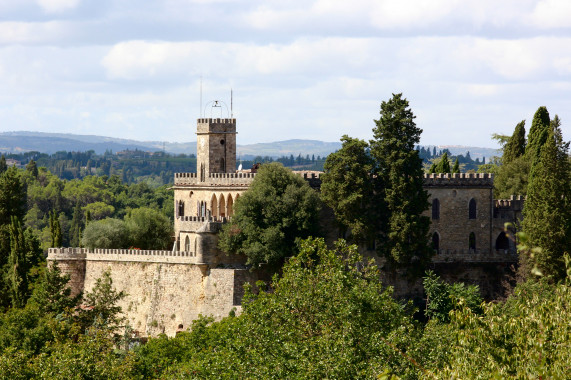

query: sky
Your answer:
[1,0,571,148]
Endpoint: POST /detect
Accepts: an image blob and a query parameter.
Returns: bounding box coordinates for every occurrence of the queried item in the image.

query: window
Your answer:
[185,236,190,252]
[469,232,476,250]
[178,201,185,217]
[432,198,440,220]
[495,231,509,250]
[469,198,477,219]
[432,232,440,252]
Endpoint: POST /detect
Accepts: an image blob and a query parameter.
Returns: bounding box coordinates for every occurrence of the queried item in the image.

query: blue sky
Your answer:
[1,0,570,147]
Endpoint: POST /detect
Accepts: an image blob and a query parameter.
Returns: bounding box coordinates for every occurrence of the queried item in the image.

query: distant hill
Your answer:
[0,131,499,160]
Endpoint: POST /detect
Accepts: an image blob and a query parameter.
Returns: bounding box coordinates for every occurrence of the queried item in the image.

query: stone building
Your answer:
[48,116,522,336]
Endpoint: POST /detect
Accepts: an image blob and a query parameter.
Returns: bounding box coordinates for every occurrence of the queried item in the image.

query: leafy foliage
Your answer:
[320,135,376,243]
[370,93,431,273]
[81,218,129,249]
[423,270,482,323]
[218,162,322,268]
[521,117,571,282]
[134,238,420,379]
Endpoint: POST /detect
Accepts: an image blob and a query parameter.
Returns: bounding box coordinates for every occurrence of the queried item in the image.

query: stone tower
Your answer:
[196,118,237,181]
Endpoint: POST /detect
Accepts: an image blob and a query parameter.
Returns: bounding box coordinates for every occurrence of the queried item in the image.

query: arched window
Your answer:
[178,201,185,217]
[469,232,476,250]
[184,236,190,252]
[227,194,233,217]
[496,231,510,250]
[220,157,225,172]
[211,194,218,218]
[432,198,440,220]
[469,198,477,219]
[432,232,440,252]
[219,194,226,217]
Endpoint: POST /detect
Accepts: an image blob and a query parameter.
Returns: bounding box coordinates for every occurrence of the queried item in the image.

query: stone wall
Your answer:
[48,247,258,337]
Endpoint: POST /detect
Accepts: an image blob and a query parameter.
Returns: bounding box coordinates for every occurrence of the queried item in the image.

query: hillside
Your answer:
[0,131,499,160]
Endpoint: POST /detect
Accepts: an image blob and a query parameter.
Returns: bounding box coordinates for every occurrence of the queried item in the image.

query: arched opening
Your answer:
[194,238,197,256]
[219,194,226,218]
[432,198,440,220]
[178,201,185,217]
[496,231,509,250]
[200,201,206,217]
[469,198,477,219]
[432,232,440,252]
[469,232,476,250]
[184,236,190,252]
[211,194,218,218]
[220,157,225,172]
[227,194,233,217]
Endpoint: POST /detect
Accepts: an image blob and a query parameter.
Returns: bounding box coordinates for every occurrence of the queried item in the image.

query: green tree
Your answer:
[369,93,431,274]
[526,106,550,159]
[69,201,83,247]
[134,238,418,379]
[81,218,129,249]
[423,270,482,323]
[0,155,6,175]
[434,278,571,378]
[80,270,125,333]
[0,166,26,226]
[521,116,571,282]
[434,152,451,173]
[218,162,322,268]
[7,217,30,308]
[49,211,62,248]
[503,120,526,165]
[26,160,38,178]
[28,264,81,315]
[452,158,460,173]
[124,207,173,250]
[320,135,376,243]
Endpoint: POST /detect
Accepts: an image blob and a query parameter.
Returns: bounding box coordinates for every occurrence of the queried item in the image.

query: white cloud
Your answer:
[0,21,68,45]
[529,0,571,28]
[36,0,80,13]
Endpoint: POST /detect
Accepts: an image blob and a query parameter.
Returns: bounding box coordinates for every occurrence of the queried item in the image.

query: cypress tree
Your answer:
[452,158,460,173]
[527,106,550,159]
[521,115,571,282]
[49,210,62,248]
[503,120,526,165]
[0,155,6,175]
[0,166,26,226]
[70,201,83,247]
[26,159,39,178]
[369,93,431,274]
[8,216,28,308]
[434,152,451,173]
[428,162,437,174]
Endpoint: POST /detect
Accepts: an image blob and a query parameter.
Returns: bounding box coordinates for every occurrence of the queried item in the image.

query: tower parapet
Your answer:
[196,118,237,180]
[423,173,494,188]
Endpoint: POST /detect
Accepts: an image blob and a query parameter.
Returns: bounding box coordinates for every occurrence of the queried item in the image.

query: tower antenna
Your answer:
[230,88,233,118]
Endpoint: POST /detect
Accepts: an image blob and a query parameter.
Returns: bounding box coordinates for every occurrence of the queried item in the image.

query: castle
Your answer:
[48,117,521,337]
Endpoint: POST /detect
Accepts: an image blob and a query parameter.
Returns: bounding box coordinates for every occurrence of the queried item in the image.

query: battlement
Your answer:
[495,195,525,209]
[48,247,204,265]
[423,173,494,187]
[197,118,236,124]
[173,172,256,186]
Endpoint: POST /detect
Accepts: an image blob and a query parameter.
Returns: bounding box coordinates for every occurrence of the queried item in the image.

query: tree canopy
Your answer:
[218,162,322,268]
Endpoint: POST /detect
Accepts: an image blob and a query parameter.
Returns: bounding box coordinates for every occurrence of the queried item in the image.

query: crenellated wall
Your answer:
[47,247,259,337]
